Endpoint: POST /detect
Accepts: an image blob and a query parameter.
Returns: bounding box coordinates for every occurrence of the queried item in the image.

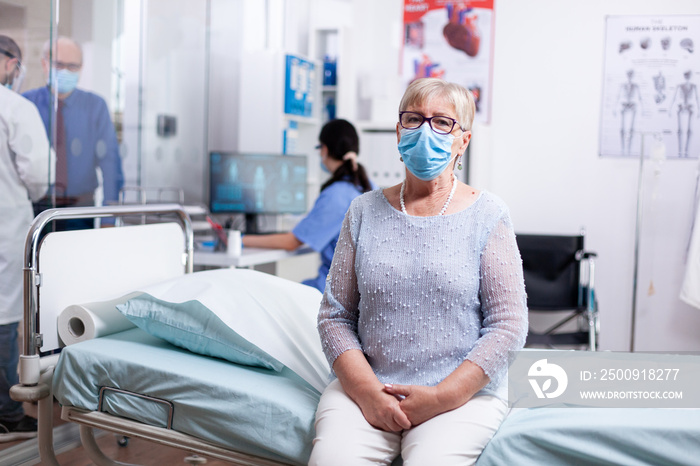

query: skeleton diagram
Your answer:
[615,69,644,155]
[653,71,666,104]
[669,70,700,157]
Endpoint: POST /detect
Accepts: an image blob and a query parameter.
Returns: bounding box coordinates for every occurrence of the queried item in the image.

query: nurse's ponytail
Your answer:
[318,119,373,193]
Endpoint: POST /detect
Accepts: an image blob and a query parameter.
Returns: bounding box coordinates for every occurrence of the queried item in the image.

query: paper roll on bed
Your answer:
[57,292,144,345]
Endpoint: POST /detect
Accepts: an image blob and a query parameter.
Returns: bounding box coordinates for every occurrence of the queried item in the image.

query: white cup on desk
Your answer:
[227,230,242,257]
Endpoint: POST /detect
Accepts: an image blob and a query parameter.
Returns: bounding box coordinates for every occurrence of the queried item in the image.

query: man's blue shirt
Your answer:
[23,86,124,204]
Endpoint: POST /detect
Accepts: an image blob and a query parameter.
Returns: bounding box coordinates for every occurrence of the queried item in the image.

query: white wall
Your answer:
[138,0,209,204]
[71,0,116,106]
[207,0,245,155]
[121,0,142,189]
[483,0,700,351]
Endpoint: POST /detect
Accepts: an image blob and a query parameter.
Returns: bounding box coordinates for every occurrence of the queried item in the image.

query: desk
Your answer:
[194,246,316,269]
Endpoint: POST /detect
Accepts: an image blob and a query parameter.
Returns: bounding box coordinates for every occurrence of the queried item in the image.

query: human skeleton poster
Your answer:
[600,15,700,159]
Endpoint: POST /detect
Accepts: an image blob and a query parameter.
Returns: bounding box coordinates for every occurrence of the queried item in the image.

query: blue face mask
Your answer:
[49,68,79,94]
[398,125,456,181]
[320,160,330,174]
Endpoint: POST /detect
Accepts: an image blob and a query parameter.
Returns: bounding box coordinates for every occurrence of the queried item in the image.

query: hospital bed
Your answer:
[12,204,327,465]
[10,205,700,465]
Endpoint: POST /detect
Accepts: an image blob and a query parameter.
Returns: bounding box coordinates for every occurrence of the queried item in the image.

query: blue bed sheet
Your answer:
[476,406,700,466]
[53,328,321,465]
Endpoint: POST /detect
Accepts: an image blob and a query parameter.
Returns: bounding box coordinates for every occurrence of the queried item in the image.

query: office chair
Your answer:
[515,233,599,351]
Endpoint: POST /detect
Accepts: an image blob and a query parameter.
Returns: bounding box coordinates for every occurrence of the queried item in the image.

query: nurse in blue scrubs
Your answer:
[242,119,375,292]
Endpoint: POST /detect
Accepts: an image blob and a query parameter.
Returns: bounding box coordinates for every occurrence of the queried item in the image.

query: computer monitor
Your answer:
[209,152,308,233]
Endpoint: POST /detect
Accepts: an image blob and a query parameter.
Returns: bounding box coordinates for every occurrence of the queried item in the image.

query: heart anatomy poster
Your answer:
[402,1,495,124]
[600,15,700,158]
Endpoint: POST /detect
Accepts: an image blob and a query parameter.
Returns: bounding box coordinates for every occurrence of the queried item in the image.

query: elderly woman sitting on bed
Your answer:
[310,78,528,465]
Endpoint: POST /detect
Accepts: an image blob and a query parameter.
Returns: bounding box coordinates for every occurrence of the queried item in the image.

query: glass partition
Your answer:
[135,0,210,206]
[0,1,211,452]
[0,0,54,213]
[0,0,210,228]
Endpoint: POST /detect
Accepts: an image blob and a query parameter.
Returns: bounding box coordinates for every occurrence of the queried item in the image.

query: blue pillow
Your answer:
[117,293,284,371]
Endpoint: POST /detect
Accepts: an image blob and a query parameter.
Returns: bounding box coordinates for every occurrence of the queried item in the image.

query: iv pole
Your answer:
[630,132,663,352]
[629,134,645,352]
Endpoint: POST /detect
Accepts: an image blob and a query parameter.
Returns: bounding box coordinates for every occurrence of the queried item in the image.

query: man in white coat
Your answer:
[0,35,50,441]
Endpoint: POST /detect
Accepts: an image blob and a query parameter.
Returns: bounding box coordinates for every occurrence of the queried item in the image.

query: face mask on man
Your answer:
[50,68,79,94]
[398,124,457,181]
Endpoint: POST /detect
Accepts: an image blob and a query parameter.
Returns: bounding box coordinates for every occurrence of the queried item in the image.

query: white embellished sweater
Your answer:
[317,189,528,397]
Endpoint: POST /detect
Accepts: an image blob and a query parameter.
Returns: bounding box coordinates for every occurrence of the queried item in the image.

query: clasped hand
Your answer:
[384,383,446,427]
[356,383,445,432]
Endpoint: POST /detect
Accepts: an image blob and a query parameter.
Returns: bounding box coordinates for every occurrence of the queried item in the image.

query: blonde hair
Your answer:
[399,78,476,131]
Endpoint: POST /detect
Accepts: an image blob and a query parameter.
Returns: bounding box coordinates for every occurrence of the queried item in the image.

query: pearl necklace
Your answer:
[400,175,458,216]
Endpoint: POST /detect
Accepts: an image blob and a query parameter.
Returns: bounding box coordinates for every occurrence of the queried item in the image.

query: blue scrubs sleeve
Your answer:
[292,182,359,252]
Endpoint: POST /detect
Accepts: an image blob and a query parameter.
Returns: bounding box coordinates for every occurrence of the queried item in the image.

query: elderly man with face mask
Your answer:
[23,36,124,230]
[0,34,50,441]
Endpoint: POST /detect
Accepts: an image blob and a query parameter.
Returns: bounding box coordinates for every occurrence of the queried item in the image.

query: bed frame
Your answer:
[10,205,289,466]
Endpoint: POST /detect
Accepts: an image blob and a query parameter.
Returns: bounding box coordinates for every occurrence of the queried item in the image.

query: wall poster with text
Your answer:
[402,0,495,124]
[600,15,700,158]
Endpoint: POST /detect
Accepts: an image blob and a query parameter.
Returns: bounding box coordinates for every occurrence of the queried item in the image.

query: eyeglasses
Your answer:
[52,61,82,72]
[0,48,21,67]
[399,111,464,135]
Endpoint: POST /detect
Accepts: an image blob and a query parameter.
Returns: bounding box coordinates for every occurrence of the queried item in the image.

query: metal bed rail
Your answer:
[117,187,187,226]
[62,408,286,466]
[10,203,193,466]
[21,203,193,364]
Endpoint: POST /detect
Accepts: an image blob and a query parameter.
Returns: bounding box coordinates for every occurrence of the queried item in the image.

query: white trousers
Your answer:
[309,379,507,466]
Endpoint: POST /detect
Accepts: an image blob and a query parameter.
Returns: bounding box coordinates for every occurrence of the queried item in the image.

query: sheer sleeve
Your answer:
[317,208,363,368]
[467,212,528,384]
